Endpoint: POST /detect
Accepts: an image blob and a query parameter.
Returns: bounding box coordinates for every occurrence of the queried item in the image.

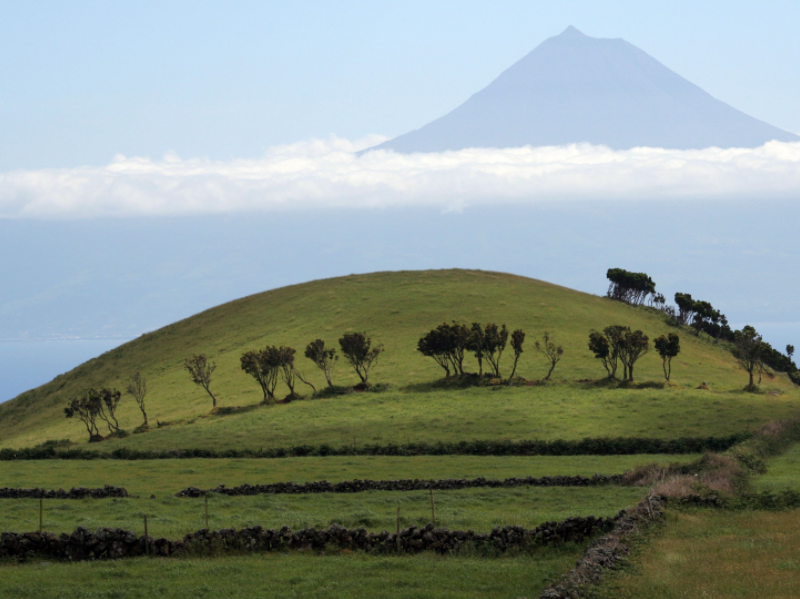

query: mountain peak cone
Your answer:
[366,29,798,153]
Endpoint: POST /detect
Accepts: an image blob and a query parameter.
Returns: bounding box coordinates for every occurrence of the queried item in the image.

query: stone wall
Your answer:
[176,474,623,497]
[0,515,614,562]
[538,496,665,598]
[0,486,129,499]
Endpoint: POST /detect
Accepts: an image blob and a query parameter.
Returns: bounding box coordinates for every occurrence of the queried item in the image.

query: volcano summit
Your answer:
[367,27,798,153]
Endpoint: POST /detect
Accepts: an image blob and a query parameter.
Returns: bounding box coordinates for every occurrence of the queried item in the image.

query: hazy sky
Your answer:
[2,0,799,171]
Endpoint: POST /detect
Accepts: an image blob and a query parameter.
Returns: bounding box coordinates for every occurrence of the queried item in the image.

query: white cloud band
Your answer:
[2,136,800,218]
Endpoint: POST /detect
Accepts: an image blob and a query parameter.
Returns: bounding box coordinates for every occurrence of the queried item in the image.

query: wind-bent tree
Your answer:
[64,390,103,441]
[467,323,486,376]
[418,324,454,377]
[482,323,508,378]
[126,371,149,429]
[339,332,384,384]
[96,387,123,434]
[184,354,219,407]
[654,333,680,381]
[535,331,563,381]
[304,339,338,387]
[508,329,526,383]
[618,329,649,382]
[588,330,616,379]
[606,269,656,305]
[277,346,315,396]
[417,322,471,378]
[732,325,765,391]
[241,347,280,403]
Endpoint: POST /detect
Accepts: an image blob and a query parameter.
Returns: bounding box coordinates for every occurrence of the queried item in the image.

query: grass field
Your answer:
[2,270,796,451]
[0,454,697,496]
[0,550,586,599]
[596,509,800,598]
[1,486,645,538]
[752,443,800,492]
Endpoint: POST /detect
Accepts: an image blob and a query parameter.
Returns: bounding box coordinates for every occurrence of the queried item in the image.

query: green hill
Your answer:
[1,269,797,450]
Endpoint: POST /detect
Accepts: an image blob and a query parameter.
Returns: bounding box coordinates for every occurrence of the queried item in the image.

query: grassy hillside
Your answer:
[1,269,797,449]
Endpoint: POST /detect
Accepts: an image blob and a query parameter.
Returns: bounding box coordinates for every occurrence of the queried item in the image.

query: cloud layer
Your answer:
[2,136,800,217]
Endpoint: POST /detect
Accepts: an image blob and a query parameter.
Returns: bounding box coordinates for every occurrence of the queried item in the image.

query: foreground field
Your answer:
[0,550,585,599]
[4,270,796,450]
[596,509,800,598]
[752,443,800,492]
[0,454,697,496]
[0,486,645,538]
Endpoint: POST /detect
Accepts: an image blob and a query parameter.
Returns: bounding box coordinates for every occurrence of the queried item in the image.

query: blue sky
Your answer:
[2,0,799,170]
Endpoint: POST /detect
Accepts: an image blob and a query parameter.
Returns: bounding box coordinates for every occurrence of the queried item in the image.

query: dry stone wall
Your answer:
[0,486,129,499]
[0,515,614,562]
[176,474,623,497]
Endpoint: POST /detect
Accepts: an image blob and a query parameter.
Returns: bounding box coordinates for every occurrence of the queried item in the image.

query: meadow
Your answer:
[0,454,696,496]
[0,550,586,599]
[3,270,796,450]
[0,486,646,539]
[1,270,798,598]
[594,509,800,598]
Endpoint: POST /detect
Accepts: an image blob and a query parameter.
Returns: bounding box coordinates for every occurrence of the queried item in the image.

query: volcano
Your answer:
[366,26,798,153]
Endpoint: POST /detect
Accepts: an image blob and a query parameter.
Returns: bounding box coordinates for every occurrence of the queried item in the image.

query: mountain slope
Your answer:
[0,269,796,450]
[368,27,798,152]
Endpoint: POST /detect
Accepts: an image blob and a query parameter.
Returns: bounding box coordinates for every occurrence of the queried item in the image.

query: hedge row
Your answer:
[0,434,749,461]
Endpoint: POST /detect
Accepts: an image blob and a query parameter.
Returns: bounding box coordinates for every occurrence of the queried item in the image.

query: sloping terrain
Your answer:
[0,269,796,449]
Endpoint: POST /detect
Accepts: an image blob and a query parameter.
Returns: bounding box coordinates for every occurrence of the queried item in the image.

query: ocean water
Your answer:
[0,339,129,404]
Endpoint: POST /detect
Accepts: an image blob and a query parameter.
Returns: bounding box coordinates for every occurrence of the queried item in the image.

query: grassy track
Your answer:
[0,454,695,496]
[596,509,800,598]
[0,550,585,599]
[2,270,796,450]
[0,486,645,538]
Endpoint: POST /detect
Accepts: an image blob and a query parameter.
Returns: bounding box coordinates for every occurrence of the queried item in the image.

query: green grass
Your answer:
[2,269,796,451]
[596,509,800,599]
[0,487,645,538]
[752,443,800,492]
[0,550,584,599]
[0,454,697,496]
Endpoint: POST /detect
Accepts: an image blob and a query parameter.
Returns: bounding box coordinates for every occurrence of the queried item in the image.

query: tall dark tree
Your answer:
[338,332,384,384]
[787,345,795,360]
[534,331,563,381]
[508,329,526,382]
[184,354,219,407]
[241,347,280,403]
[64,390,103,441]
[618,329,649,381]
[606,268,656,305]
[732,326,765,390]
[482,323,508,378]
[304,339,338,387]
[674,293,697,326]
[126,371,149,429]
[654,333,680,381]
